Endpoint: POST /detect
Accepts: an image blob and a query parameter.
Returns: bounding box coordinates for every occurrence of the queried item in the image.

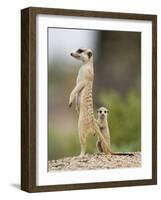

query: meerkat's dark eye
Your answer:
[104,110,107,114]
[99,110,102,114]
[87,51,92,58]
[77,49,84,53]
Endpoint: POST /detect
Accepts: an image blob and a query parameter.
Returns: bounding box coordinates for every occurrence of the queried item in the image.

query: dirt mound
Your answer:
[48,152,141,171]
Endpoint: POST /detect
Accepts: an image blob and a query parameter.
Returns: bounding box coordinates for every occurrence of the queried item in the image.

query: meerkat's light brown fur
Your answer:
[96,107,111,153]
[69,48,112,156]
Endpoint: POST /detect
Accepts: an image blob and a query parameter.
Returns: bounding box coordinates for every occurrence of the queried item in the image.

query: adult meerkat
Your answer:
[96,107,134,156]
[69,48,112,156]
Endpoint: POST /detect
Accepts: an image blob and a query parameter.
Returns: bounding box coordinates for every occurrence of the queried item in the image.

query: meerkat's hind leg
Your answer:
[79,141,86,157]
[78,131,87,157]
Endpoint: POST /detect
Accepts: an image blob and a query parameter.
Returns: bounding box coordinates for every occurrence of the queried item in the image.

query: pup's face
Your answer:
[70,48,93,63]
[97,107,109,120]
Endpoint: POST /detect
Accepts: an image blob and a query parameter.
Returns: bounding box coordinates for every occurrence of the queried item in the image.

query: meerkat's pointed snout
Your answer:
[70,48,93,63]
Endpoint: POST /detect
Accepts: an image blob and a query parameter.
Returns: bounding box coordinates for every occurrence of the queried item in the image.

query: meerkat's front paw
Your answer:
[69,96,73,107]
[69,101,72,107]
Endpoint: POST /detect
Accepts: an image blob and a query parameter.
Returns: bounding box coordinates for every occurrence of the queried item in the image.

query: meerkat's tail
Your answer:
[93,120,112,154]
[112,152,134,156]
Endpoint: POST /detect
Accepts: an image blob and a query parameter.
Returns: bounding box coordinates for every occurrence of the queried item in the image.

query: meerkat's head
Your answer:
[70,48,93,63]
[97,107,109,120]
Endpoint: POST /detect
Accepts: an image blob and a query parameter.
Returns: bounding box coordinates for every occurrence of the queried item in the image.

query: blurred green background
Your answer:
[48,28,141,160]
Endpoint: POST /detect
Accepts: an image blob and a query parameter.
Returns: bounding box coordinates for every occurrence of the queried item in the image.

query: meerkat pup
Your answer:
[69,48,112,156]
[96,107,111,153]
[96,106,134,156]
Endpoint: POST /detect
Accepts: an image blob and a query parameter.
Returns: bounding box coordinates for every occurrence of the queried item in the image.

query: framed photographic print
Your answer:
[21,7,157,192]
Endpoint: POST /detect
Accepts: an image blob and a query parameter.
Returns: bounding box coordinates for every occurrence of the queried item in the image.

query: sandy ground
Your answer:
[48,152,141,171]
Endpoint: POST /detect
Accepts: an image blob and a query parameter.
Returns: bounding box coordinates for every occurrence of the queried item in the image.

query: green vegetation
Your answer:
[98,89,141,152]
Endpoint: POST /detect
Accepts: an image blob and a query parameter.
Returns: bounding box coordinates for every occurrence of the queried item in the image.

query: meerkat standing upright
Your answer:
[96,106,134,156]
[96,107,111,153]
[69,48,112,156]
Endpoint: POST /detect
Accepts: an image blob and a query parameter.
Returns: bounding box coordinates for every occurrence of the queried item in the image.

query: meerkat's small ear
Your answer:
[87,52,92,58]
